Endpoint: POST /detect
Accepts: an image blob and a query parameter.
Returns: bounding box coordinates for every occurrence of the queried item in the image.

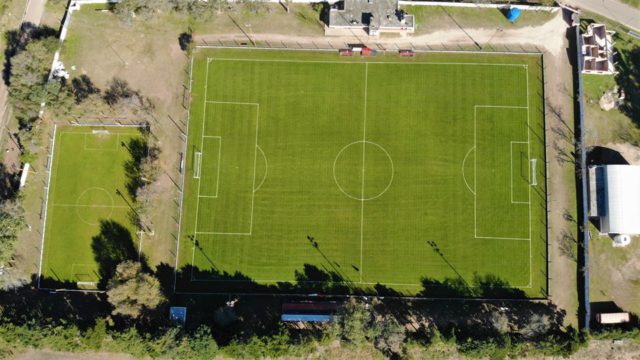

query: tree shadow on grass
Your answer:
[122,137,148,200]
[91,220,139,288]
[614,46,640,125]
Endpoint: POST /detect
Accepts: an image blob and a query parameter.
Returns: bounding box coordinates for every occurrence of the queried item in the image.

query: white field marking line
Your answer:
[196,103,260,235]
[462,146,475,195]
[212,137,221,196]
[206,100,260,106]
[191,58,211,282]
[526,65,533,288]
[207,58,528,68]
[173,56,196,293]
[199,136,222,197]
[360,63,368,283]
[189,278,532,288]
[195,231,251,235]
[510,141,530,205]
[473,105,532,242]
[190,102,260,279]
[332,141,394,201]
[37,124,57,289]
[52,204,128,209]
[254,145,268,193]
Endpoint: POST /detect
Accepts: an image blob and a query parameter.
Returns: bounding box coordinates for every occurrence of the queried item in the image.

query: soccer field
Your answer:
[39,126,142,290]
[176,49,547,297]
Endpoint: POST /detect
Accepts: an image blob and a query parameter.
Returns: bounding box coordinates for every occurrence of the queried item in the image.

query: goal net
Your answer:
[194,152,202,179]
[92,130,110,135]
[531,159,537,186]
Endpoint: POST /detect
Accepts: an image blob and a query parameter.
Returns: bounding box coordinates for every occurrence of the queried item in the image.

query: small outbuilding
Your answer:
[169,306,187,325]
[589,165,640,246]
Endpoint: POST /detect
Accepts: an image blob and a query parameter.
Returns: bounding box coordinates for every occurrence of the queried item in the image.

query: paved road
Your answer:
[563,0,640,31]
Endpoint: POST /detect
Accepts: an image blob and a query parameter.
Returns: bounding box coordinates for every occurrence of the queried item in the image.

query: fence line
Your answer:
[399,1,558,12]
[574,20,590,332]
[197,41,545,54]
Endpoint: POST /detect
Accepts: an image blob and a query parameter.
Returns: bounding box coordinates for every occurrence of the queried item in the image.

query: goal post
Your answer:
[194,151,202,179]
[531,159,537,186]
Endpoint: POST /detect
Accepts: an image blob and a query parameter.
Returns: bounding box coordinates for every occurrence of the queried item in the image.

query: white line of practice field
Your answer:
[37,125,58,289]
[52,204,128,209]
[526,65,532,288]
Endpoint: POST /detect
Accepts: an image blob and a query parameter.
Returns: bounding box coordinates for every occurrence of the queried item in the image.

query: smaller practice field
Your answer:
[39,126,142,290]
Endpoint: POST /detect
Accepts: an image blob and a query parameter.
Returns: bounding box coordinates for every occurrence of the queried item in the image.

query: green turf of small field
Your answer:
[177,49,547,297]
[40,126,141,289]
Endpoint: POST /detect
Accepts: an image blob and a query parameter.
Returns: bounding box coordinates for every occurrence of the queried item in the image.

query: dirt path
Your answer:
[542,37,580,327]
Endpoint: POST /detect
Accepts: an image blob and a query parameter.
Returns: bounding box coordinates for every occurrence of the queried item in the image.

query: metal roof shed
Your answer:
[597,165,640,235]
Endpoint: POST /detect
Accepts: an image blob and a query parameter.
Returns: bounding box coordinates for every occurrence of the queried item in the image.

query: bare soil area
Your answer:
[11,349,137,360]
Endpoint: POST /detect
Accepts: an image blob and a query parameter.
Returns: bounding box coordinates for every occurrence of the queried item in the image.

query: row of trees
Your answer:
[0,294,608,359]
[114,0,221,23]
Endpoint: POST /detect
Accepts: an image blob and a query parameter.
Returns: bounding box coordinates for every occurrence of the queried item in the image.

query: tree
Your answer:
[114,0,171,23]
[330,299,376,346]
[373,316,406,356]
[8,37,59,123]
[490,311,510,334]
[106,261,165,318]
[0,199,26,266]
[520,314,550,339]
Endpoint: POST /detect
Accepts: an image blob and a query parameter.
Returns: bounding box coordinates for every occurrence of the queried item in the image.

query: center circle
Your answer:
[75,187,115,226]
[333,141,394,201]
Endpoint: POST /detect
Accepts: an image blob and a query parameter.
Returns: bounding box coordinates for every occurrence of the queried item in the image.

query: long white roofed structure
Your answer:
[589,165,640,246]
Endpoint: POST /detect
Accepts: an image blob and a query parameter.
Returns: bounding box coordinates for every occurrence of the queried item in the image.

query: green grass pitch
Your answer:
[176,49,547,297]
[39,126,142,289]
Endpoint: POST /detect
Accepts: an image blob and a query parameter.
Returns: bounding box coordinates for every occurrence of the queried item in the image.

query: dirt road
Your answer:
[562,0,640,31]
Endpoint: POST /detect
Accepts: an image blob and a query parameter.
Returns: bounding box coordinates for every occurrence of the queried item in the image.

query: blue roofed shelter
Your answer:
[170,306,187,325]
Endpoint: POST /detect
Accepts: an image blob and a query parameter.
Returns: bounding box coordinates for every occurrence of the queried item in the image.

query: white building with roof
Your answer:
[589,165,640,247]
